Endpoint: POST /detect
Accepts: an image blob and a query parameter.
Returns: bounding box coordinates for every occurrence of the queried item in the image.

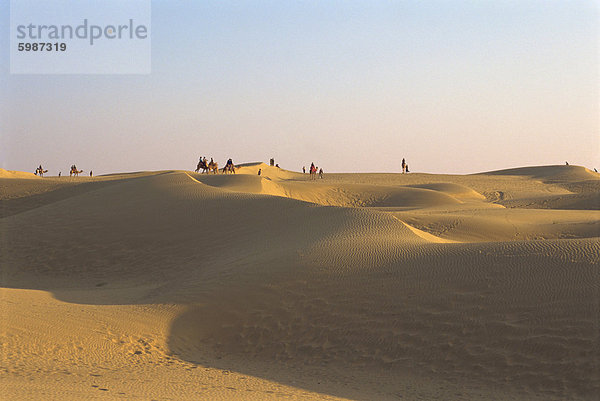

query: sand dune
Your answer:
[0,168,39,179]
[1,164,598,400]
[479,164,598,182]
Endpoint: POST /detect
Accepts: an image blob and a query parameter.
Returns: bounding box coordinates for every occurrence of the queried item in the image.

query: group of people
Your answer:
[195,156,236,174]
[69,164,87,177]
[305,163,323,180]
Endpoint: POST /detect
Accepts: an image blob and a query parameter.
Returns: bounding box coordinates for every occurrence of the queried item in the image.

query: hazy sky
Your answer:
[1,0,598,175]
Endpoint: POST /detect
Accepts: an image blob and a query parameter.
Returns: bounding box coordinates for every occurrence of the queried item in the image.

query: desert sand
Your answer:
[1,163,598,400]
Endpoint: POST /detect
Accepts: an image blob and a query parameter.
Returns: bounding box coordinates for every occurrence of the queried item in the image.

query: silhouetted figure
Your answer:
[405,164,409,173]
[258,169,262,176]
[275,164,279,168]
[303,166,306,174]
[270,158,275,166]
[58,172,61,178]
[90,170,93,177]
[594,168,598,173]
[319,168,323,179]
[401,158,406,174]
[565,161,569,165]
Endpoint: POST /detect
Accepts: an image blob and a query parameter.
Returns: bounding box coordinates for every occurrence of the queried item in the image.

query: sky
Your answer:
[1,0,598,175]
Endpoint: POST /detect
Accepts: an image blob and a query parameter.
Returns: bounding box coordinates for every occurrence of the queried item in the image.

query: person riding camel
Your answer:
[222,158,235,174]
[70,165,83,176]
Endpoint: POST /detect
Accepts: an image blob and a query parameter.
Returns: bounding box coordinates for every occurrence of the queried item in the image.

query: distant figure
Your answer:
[70,165,83,177]
[565,161,569,165]
[303,166,306,174]
[594,168,598,173]
[223,158,236,174]
[270,158,275,166]
[58,171,61,178]
[195,158,207,173]
[318,168,323,179]
[90,170,93,177]
[405,164,409,173]
[35,165,48,177]
[207,159,219,174]
[196,157,213,173]
[401,158,406,174]
[309,163,317,180]
[275,164,280,168]
[258,168,262,176]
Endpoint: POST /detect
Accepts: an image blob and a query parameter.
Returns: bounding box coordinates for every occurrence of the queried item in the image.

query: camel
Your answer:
[70,166,83,177]
[195,159,219,174]
[195,159,209,173]
[208,161,219,174]
[35,167,48,177]
[222,164,236,174]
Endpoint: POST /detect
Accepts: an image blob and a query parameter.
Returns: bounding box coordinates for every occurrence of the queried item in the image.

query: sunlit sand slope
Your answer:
[0,168,38,179]
[1,164,598,400]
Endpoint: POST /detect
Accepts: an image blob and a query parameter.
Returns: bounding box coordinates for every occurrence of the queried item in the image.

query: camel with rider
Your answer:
[70,165,83,177]
[222,158,236,174]
[35,165,48,177]
[195,158,219,174]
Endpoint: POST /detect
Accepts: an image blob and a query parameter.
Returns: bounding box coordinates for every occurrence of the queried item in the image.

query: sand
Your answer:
[1,164,598,400]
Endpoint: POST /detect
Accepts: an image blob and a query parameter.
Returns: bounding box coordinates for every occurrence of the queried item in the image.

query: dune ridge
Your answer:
[1,164,598,400]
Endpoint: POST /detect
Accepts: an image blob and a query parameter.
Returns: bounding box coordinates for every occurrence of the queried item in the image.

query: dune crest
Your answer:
[0,168,39,179]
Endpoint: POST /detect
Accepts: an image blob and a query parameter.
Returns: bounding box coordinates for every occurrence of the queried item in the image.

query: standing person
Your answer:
[401,158,406,174]
[405,164,409,173]
[319,168,323,179]
[58,172,61,178]
[90,170,93,177]
[303,166,306,174]
[258,168,261,176]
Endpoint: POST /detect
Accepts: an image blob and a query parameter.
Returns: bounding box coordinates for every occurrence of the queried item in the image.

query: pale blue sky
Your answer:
[1,0,598,174]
